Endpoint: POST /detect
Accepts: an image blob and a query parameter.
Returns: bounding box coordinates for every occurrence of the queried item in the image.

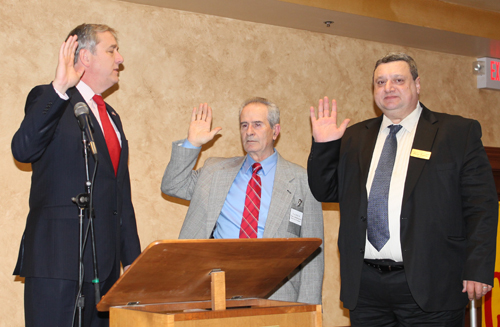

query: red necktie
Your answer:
[240,163,263,238]
[93,94,121,175]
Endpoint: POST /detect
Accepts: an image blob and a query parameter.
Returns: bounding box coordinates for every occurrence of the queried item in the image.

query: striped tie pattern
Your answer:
[239,163,263,238]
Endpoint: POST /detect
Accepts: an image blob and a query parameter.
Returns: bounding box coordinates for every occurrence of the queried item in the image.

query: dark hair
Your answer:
[373,53,418,80]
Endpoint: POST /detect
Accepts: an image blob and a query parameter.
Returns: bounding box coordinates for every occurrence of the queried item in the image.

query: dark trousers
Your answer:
[350,262,465,327]
[24,277,112,327]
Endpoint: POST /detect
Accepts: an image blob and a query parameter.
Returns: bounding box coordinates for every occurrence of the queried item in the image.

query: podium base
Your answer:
[110,298,322,327]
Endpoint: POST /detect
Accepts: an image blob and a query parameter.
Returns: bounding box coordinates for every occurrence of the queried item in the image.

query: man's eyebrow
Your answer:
[375,74,405,80]
[241,120,263,124]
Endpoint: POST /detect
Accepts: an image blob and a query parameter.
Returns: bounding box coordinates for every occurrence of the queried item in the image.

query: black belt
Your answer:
[364,259,404,272]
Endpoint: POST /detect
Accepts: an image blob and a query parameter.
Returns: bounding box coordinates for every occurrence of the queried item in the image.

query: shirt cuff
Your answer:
[53,84,69,100]
[182,139,201,149]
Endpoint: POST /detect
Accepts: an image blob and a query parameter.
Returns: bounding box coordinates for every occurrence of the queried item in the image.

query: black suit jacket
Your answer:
[12,84,141,284]
[308,104,498,311]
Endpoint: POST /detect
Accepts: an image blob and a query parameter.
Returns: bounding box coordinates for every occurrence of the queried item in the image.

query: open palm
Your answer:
[187,103,222,147]
[310,96,350,142]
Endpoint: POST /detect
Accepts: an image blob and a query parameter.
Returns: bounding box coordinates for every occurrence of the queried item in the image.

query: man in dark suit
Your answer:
[307,53,498,326]
[12,24,141,327]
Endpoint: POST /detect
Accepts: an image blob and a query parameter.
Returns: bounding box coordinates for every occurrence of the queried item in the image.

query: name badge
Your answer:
[411,149,431,160]
[290,208,303,226]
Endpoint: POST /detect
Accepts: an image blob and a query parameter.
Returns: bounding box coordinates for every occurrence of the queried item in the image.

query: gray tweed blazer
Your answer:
[161,139,324,304]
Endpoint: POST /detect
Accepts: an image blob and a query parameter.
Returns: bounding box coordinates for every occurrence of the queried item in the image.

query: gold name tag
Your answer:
[411,149,431,160]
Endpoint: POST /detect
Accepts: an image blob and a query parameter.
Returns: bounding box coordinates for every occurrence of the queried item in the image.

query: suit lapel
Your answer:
[402,106,438,205]
[105,103,127,177]
[206,157,245,237]
[359,117,383,202]
[263,154,295,238]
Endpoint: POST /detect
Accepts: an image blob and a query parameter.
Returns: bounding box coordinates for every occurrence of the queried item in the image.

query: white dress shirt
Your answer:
[364,103,422,261]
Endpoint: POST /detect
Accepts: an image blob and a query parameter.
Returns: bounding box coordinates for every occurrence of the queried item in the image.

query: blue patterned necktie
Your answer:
[367,124,403,251]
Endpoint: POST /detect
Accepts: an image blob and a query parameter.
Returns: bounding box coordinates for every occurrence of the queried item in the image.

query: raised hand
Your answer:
[310,96,350,143]
[52,35,85,94]
[187,103,222,147]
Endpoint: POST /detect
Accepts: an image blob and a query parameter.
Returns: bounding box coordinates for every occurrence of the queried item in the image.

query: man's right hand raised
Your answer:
[187,103,222,147]
[310,96,350,143]
[52,35,85,95]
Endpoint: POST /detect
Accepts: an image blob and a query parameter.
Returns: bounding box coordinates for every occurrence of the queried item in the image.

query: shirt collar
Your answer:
[242,150,278,176]
[76,81,98,104]
[381,102,422,134]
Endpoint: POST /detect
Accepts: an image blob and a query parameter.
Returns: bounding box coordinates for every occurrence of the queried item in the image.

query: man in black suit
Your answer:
[12,24,141,327]
[307,53,497,326]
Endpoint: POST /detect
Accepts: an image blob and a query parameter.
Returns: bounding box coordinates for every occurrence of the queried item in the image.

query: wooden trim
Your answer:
[279,0,500,40]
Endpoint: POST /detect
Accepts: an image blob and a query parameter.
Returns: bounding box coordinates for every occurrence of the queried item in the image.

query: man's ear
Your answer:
[272,124,281,140]
[79,48,91,68]
[415,76,421,95]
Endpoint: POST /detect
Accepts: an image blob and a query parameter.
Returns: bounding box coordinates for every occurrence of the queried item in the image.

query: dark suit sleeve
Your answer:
[460,120,498,284]
[12,84,69,163]
[307,138,342,203]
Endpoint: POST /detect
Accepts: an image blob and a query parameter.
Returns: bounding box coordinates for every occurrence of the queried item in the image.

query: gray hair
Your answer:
[67,24,118,64]
[239,97,280,127]
[373,53,419,80]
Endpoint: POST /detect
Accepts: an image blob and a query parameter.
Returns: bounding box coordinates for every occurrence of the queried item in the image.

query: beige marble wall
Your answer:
[1,0,500,326]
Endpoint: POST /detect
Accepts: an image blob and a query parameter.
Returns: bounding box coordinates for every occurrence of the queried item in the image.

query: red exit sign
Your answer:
[478,57,500,90]
[491,60,500,81]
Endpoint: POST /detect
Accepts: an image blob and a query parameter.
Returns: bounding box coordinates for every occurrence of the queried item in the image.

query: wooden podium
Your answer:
[97,238,323,327]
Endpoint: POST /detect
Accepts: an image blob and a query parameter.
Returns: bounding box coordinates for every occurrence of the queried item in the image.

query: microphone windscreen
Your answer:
[74,102,90,117]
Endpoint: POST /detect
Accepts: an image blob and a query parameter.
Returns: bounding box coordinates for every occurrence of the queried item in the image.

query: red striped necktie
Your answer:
[93,94,121,175]
[239,163,263,238]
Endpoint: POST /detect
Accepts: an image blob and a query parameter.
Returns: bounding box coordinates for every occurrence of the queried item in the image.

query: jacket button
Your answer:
[359,249,364,254]
[360,216,366,221]
[113,211,118,215]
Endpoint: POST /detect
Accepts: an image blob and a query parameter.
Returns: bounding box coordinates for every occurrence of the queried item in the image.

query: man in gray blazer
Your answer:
[161,97,324,305]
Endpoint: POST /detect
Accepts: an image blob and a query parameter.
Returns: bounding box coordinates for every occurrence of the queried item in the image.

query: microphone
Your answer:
[74,102,98,162]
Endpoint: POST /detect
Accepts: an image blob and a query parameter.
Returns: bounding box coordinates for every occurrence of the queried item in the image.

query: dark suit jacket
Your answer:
[307,104,498,311]
[12,84,141,284]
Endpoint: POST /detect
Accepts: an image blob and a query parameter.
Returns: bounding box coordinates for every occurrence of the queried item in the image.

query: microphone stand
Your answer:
[72,130,100,327]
